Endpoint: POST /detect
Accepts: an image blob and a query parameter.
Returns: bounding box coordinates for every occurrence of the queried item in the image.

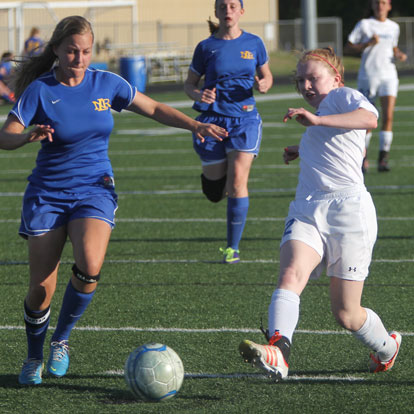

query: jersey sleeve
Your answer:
[348,20,365,44]
[255,36,269,67]
[10,81,43,127]
[334,87,379,118]
[189,41,206,77]
[392,23,400,48]
[109,72,137,112]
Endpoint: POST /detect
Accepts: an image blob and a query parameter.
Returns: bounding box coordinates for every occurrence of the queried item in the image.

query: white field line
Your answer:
[0,216,413,224]
[106,369,366,382]
[1,325,413,336]
[1,184,414,198]
[0,258,413,265]
[2,144,414,159]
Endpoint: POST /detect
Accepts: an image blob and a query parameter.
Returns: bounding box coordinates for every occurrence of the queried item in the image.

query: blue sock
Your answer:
[51,280,96,342]
[227,196,249,250]
[24,302,50,360]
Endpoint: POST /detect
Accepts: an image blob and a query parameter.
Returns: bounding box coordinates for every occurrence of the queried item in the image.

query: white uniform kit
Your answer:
[281,87,379,281]
[348,17,400,100]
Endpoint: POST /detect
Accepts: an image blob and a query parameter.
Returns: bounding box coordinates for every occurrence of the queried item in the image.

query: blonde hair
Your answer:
[207,18,219,35]
[14,16,93,98]
[295,46,344,90]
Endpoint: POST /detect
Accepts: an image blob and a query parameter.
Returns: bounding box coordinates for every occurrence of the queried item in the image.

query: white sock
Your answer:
[365,131,372,149]
[379,131,393,152]
[268,288,300,343]
[352,308,396,361]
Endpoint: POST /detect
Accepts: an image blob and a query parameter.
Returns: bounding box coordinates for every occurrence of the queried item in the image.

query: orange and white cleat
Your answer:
[239,333,289,381]
[369,331,401,373]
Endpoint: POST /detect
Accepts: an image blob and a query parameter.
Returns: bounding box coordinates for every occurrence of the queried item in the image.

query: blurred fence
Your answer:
[0,5,412,85]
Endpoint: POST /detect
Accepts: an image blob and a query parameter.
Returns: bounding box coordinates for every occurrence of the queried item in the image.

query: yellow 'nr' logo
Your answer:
[240,51,254,60]
[92,98,111,111]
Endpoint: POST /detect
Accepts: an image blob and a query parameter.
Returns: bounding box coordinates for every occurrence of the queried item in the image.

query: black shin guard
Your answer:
[201,174,226,203]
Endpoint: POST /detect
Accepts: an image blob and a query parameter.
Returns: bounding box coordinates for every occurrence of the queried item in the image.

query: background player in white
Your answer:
[184,0,273,264]
[0,15,227,386]
[346,0,407,172]
[239,47,401,380]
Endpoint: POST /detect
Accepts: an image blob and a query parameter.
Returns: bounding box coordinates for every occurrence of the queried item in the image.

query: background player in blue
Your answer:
[0,52,15,103]
[23,27,45,57]
[184,0,273,264]
[0,15,227,386]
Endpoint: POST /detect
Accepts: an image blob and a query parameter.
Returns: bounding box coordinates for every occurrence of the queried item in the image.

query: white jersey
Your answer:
[348,17,400,81]
[296,87,378,199]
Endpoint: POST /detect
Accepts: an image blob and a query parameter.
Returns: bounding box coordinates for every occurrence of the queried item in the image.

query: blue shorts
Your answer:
[193,112,263,164]
[19,183,118,238]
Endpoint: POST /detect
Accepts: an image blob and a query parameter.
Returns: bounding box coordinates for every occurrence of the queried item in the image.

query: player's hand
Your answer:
[254,76,270,94]
[370,34,379,46]
[199,87,216,104]
[283,145,299,164]
[26,125,54,143]
[283,107,319,127]
[395,50,407,62]
[193,122,228,143]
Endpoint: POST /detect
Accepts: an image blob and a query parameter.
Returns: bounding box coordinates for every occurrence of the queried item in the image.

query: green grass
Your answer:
[0,79,413,413]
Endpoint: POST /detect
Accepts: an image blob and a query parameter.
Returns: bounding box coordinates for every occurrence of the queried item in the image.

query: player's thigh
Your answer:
[202,160,227,180]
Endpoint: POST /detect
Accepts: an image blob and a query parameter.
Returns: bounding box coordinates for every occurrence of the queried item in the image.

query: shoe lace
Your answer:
[260,317,270,341]
[50,341,69,361]
[22,358,42,376]
[219,247,238,259]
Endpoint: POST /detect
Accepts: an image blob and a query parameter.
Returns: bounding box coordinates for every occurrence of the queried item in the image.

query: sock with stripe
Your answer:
[24,301,50,360]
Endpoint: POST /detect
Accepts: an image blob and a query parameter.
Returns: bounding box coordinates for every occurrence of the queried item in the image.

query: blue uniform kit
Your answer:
[11,68,136,237]
[190,31,268,162]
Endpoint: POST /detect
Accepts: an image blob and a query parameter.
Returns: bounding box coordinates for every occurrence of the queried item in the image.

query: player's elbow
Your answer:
[368,116,378,130]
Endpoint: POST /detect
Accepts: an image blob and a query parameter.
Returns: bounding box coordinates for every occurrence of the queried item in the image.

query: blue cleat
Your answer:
[18,358,43,385]
[47,340,69,377]
[220,247,240,264]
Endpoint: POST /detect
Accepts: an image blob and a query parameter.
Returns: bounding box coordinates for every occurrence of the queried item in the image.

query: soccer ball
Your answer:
[124,343,184,402]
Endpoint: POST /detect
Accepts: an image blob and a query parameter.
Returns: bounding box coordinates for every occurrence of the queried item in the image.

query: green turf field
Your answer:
[0,78,413,413]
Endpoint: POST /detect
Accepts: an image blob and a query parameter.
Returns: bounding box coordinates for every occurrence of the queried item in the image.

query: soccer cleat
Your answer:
[369,331,401,373]
[378,161,390,172]
[220,247,240,264]
[18,358,44,385]
[378,150,390,172]
[47,340,70,377]
[239,336,289,381]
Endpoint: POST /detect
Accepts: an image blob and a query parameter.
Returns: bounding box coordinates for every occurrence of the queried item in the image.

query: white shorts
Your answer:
[280,188,377,281]
[358,77,399,104]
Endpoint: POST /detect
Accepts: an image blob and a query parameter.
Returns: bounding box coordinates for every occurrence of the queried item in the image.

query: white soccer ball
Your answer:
[124,342,184,402]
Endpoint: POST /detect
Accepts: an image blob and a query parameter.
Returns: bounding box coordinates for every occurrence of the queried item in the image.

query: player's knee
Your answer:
[72,263,101,284]
[201,174,226,203]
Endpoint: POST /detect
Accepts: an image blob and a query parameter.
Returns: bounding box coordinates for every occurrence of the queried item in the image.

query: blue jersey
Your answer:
[24,36,44,57]
[190,31,268,117]
[11,68,136,190]
[0,61,12,81]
